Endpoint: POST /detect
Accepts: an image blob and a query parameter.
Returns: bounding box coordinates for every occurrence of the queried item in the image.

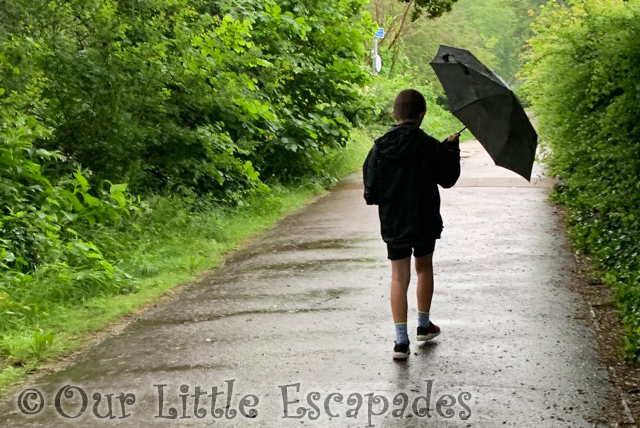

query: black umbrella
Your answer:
[430,45,538,181]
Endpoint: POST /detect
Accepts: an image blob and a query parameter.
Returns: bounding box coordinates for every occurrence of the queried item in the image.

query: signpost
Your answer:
[372,28,384,76]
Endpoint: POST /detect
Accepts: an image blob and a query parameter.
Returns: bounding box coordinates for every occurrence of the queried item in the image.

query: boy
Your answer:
[363,89,461,360]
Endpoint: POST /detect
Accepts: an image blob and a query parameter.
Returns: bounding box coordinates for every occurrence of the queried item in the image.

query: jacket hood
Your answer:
[374,124,425,161]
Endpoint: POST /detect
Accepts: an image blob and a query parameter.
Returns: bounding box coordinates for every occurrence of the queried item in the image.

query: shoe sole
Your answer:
[417,331,440,342]
[393,351,410,360]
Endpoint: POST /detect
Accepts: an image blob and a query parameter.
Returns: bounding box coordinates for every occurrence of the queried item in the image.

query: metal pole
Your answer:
[372,38,379,76]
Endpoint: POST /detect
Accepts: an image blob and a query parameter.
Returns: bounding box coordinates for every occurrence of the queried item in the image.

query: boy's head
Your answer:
[393,89,426,125]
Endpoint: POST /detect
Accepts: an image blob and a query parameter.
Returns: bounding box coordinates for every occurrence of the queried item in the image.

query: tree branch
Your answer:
[387,0,413,50]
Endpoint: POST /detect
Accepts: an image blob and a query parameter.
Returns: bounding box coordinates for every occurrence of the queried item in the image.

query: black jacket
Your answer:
[362,123,461,246]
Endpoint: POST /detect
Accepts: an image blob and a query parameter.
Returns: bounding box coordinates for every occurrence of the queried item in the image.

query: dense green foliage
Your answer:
[521,0,640,359]
[410,0,459,20]
[0,0,377,373]
[0,1,371,269]
[0,59,135,302]
[1,0,372,194]
[399,0,553,85]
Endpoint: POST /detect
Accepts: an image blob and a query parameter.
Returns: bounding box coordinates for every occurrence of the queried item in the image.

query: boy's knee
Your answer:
[391,280,411,293]
[415,254,433,273]
[392,272,411,286]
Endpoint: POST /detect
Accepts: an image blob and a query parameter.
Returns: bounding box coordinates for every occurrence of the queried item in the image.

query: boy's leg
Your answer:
[390,256,412,326]
[415,253,434,315]
[388,246,412,359]
[415,250,441,341]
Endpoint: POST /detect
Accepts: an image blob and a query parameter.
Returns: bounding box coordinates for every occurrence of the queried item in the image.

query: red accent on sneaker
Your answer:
[427,322,440,334]
[417,322,441,342]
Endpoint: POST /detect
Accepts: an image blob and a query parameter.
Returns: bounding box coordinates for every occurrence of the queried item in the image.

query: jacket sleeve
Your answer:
[363,145,380,205]
[435,138,461,188]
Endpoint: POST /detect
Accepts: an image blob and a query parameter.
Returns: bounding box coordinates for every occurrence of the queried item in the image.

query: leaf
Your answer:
[110,183,128,195]
[111,193,126,208]
[62,190,84,211]
[63,211,78,222]
[73,171,89,191]
[35,148,55,158]
[242,161,260,181]
[82,193,100,207]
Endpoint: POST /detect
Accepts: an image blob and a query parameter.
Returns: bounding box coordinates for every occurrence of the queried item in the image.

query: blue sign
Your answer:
[375,28,385,39]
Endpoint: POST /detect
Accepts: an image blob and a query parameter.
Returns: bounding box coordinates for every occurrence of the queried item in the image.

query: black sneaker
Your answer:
[417,322,441,342]
[393,342,410,360]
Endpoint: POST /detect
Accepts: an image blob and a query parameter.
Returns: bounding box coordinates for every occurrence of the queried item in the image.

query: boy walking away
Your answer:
[363,89,461,360]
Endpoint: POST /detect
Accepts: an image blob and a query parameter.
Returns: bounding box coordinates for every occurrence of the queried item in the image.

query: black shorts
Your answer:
[386,240,436,260]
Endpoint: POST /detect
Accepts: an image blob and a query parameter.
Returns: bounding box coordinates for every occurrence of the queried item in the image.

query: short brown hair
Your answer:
[393,89,427,122]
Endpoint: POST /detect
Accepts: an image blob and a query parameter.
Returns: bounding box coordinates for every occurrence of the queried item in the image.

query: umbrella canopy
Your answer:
[430,45,538,181]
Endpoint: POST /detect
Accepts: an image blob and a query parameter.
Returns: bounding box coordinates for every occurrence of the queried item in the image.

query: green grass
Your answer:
[0,190,318,392]
[0,129,374,396]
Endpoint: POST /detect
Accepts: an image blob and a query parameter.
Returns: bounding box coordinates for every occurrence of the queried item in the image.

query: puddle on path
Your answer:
[132,307,348,328]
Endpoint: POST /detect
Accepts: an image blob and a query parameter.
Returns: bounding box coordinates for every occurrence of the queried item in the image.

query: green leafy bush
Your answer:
[0,0,378,375]
[0,71,134,328]
[0,0,372,196]
[521,0,640,359]
[0,0,373,309]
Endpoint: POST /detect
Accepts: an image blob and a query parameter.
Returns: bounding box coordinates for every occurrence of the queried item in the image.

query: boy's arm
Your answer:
[435,135,461,189]
[363,145,380,205]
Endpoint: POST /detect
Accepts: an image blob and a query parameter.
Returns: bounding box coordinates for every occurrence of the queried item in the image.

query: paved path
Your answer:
[0,145,623,427]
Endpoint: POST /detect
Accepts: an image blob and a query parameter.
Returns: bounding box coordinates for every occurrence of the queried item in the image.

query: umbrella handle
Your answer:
[456,126,467,135]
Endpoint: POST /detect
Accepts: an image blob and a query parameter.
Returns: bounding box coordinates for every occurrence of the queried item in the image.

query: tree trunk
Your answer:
[387,0,413,51]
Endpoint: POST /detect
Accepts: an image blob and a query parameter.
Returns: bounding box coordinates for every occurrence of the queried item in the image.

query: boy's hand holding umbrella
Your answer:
[446,133,461,143]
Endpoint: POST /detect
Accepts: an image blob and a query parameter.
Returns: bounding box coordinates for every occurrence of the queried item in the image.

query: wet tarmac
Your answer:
[0,146,626,427]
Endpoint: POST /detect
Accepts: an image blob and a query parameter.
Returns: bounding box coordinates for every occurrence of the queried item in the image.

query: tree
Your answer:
[412,0,460,20]
[0,0,373,195]
[370,0,458,70]
[394,0,565,85]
